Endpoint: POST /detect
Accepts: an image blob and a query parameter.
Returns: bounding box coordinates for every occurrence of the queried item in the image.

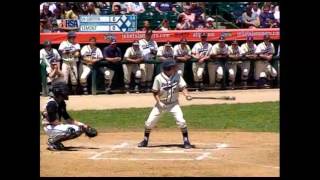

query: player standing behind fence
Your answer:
[173,38,192,76]
[40,40,62,91]
[208,36,228,89]
[157,41,174,62]
[102,39,122,94]
[191,32,212,91]
[58,31,81,94]
[139,30,158,92]
[79,37,103,94]
[240,35,257,88]
[255,34,277,88]
[226,40,244,89]
[137,60,193,149]
[123,40,143,94]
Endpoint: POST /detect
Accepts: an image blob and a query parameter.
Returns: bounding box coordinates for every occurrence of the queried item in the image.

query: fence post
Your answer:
[91,64,97,95]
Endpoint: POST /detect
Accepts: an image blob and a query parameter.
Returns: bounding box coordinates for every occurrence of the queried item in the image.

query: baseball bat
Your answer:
[191,96,236,100]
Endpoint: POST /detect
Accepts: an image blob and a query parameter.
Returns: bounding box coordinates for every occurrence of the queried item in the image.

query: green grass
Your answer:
[40,102,279,133]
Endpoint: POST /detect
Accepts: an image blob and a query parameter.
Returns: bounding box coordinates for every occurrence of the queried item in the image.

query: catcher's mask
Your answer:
[52,81,69,100]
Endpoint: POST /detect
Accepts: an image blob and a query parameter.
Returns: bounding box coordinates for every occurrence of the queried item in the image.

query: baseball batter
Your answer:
[240,35,257,88]
[173,38,192,76]
[255,34,277,87]
[209,36,228,88]
[191,32,212,90]
[137,60,193,149]
[58,31,81,94]
[226,40,244,89]
[41,81,97,151]
[79,37,103,94]
[123,40,143,93]
[139,30,158,92]
[157,41,174,62]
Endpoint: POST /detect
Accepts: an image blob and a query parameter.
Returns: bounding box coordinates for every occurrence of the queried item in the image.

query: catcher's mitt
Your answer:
[85,127,98,138]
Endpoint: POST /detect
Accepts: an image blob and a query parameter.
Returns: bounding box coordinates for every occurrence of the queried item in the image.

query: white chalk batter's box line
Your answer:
[87,142,227,161]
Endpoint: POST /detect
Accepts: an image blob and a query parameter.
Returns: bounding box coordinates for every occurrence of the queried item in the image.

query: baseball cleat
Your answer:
[138,140,148,147]
[183,141,192,149]
[47,142,64,151]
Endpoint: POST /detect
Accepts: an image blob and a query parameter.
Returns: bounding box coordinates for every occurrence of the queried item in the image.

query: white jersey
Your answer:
[152,72,187,104]
[191,42,212,56]
[173,44,191,57]
[210,43,228,55]
[124,46,143,59]
[227,46,244,56]
[157,46,174,60]
[40,48,61,66]
[58,40,81,62]
[256,42,275,55]
[240,42,257,55]
[139,39,158,61]
[80,45,103,59]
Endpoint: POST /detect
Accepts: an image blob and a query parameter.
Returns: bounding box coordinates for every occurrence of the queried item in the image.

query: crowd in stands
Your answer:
[40,2,280,33]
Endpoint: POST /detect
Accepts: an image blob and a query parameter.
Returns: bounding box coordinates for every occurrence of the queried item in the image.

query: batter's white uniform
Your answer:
[58,40,81,85]
[226,45,244,82]
[208,43,228,85]
[191,42,212,82]
[40,48,62,83]
[79,45,103,86]
[139,38,158,86]
[123,46,143,85]
[255,42,277,80]
[144,72,187,129]
[173,44,191,76]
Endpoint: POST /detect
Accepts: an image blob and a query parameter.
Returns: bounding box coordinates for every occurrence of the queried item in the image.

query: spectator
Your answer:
[176,14,194,30]
[193,15,206,29]
[205,17,216,29]
[259,5,278,28]
[190,2,205,19]
[53,8,63,19]
[40,3,53,19]
[40,2,56,14]
[140,20,151,31]
[126,2,145,14]
[155,2,179,14]
[86,2,100,15]
[179,6,195,23]
[65,3,81,19]
[242,5,260,28]
[40,19,52,33]
[274,5,280,24]
[112,2,128,14]
[251,2,261,16]
[157,19,170,31]
[112,4,122,15]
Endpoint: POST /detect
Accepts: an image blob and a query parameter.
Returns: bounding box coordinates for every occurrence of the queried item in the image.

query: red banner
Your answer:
[40,28,280,44]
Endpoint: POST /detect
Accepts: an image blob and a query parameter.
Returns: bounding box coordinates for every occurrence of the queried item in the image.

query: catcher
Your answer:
[41,81,97,151]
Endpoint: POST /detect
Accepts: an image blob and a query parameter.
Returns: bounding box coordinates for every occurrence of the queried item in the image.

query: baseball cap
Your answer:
[232,40,238,45]
[246,35,254,41]
[264,34,271,40]
[164,42,172,47]
[206,17,214,22]
[180,38,187,44]
[132,40,139,46]
[200,32,208,37]
[162,60,177,70]
[146,30,153,35]
[218,36,225,41]
[110,39,117,44]
[43,40,52,46]
[67,31,76,37]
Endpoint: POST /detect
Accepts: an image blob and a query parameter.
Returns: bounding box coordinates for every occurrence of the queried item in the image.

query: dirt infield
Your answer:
[40,89,279,110]
[40,131,279,177]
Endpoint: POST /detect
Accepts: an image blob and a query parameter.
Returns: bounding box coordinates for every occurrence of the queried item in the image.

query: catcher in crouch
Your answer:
[41,81,97,151]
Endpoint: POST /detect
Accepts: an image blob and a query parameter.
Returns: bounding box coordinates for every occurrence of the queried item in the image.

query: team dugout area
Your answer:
[40,2,280,96]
